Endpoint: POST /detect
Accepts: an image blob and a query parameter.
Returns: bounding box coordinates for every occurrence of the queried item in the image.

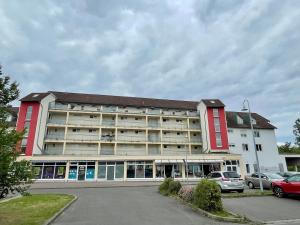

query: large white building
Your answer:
[15,91,286,181]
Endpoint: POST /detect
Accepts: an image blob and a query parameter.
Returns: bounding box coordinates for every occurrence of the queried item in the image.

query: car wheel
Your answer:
[0,189,8,199]
[237,189,244,193]
[274,186,284,198]
[248,182,254,189]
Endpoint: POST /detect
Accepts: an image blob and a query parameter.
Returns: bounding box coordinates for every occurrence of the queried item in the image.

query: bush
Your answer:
[193,179,222,212]
[178,185,194,202]
[159,178,173,195]
[168,180,182,195]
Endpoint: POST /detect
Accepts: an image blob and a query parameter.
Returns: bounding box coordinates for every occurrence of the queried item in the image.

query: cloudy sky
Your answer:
[1,0,300,143]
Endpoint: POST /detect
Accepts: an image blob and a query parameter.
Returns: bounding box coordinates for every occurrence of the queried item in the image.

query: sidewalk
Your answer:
[30,180,199,189]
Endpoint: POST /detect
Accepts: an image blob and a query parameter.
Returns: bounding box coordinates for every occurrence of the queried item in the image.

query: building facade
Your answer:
[15,91,284,181]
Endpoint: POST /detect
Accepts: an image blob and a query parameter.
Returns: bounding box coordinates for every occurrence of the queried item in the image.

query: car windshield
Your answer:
[265,173,283,179]
[223,172,240,178]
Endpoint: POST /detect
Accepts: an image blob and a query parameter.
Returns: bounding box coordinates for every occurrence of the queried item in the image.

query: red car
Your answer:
[272,174,300,198]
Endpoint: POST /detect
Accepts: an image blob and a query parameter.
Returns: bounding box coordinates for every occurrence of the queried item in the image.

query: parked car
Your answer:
[0,187,9,199]
[272,174,300,198]
[207,171,244,193]
[245,172,284,189]
[277,172,300,178]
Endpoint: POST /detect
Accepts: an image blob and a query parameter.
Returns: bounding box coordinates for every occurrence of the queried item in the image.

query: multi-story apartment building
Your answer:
[15,91,285,181]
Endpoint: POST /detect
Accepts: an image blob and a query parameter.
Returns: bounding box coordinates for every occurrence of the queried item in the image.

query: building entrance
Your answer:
[165,165,172,177]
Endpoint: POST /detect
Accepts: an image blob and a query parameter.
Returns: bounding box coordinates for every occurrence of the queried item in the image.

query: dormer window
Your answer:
[237,115,244,125]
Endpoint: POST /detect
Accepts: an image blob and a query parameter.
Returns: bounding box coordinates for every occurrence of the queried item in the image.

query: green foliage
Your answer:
[158,178,173,195]
[168,180,182,195]
[278,142,300,154]
[293,118,300,146]
[193,179,223,212]
[0,65,33,195]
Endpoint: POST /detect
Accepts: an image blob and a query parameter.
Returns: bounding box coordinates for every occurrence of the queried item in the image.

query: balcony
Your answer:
[162,123,188,130]
[117,135,147,142]
[162,137,188,143]
[43,148,63,155]
[45,134,65,140]
[101,135,115,142]
[66,133,99,141]
[49,103,68,110]
[117,121,146,128]
[68,118,99,126]
[148,137,161,142]
[64,147,98,155]
[102,120,115,127]
[47,119,66,125]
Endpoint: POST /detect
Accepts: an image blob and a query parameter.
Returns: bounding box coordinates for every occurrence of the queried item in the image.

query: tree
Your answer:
[0,65,33,195]
[293,118,300,146]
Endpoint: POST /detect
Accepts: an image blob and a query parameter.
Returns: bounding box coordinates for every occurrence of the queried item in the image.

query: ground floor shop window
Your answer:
[187,164,203,178]
[155,164,182,178]
[32,162,66,179]
[97,161,124,180]
[127,161,153,179]
[224,160,239,173]
[68,161,95,180]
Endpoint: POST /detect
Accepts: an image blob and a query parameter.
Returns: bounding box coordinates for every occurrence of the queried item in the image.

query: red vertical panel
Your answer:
[16,102,40,156]
[207,107,229,151]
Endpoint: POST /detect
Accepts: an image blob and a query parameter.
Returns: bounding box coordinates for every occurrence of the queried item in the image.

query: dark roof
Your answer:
[21,91,200,110]
[20,92,52,102]
[226,111,276,130]
[201,99,225,107]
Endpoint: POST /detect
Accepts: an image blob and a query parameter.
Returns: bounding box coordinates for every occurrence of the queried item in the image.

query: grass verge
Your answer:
[222,190,273,198]
[0,194,75,225]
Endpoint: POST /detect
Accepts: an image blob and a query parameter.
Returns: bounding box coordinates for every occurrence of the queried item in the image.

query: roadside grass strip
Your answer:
[0,194,75,225]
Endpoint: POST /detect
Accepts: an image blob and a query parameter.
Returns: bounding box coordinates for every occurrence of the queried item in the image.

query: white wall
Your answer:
[228,128,287,174]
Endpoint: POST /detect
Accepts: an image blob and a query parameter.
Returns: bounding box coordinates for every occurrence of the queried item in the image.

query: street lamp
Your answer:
[241,99,264,193]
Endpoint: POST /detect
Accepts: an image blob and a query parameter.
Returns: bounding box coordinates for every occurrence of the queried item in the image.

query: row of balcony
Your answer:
[47,118,201,130]
[49,103,200,117]
[45,133,202,143]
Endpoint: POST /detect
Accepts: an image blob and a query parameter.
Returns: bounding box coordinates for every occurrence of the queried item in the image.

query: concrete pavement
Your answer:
[32,186,239,225]
[223,196,300,224]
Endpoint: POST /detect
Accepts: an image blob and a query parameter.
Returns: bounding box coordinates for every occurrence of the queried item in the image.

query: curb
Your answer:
[171,195,247,223]
[30,184,161,190]
[0,195,22,203]
[43,195,78,225]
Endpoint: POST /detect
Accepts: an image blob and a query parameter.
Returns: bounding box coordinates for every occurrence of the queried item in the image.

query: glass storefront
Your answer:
[127,161,153,179]
[68,161,95,180]
[32,162,66,180]
[155,163,182,178]
[97,162,124,180]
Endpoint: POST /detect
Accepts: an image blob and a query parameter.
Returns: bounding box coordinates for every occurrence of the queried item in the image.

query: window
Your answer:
[24,121,30,136]
[242,144,249,151]
[240,130,247,137]
[120,130,124,134]
[163,119,167,122]
[177,132,180,135]
[72,128,80,132]
[135,117,139,120]
[237,115,243,124]
[89,129,96,133]
[163,145,168,148]
[193,133,197,136]
[177,146,181,149]
[213,108,219,117]
[135,131,139,134]
[256,144,262,151]
[254,131,260,138]
[246,164,250,174]
[192,121,196,124]
[216,133,222,147]
[229,143,235,148]
[25,106,33,120]
[228,129,233,133]
[214,118,220,132]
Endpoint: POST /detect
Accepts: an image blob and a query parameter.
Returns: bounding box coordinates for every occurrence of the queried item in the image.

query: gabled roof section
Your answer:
[20,92,51,102]
[201,99,225,108]
[226,111,276,129]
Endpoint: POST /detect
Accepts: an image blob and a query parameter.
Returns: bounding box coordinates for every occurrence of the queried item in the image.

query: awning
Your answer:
[186,159,223,163]
[155,159,184,164]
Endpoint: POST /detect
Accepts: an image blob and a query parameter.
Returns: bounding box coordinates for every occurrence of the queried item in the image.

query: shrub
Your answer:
[168,180,182,195]
[193,179,222,212]
[178,185,194,202]
[159,178,173,195]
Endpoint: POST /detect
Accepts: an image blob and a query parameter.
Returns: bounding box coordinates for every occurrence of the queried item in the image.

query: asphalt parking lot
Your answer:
[31,186,238,225]
[223,195,300,224]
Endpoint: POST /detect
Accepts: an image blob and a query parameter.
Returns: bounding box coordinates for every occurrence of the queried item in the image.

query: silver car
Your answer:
[207,171,244,193]
[245,172,284,189]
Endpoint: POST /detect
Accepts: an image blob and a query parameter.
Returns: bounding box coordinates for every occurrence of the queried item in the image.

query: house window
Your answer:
[24,121,31,137]
[213,108,219,117]
[214,118,220,132]
[135,131,139,134]
[135,118,139,120]
[228,129,233,133]
[163,119,167,122]
[242,144,249,151]
[240,131,247,137]
[246,164,250,174]
[216,133,222,147]
[177,146,181,149]
[72,128,80,132]
[163,145,167,148]
[254,131,260,138]
[120,130,124,134]
[192,121,196,124]
[256,144,262,151]
[193,133,197,137]
[177,132,180,135]
[89,129,96,133]
[229,143,235,148]
[25,106,33,120]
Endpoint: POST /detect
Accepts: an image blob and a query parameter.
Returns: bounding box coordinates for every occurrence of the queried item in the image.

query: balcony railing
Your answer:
[68,118,99,126]
[49,104,69,110]
[66,133,99,141]
[117,121,146,128]
[102,121,115,127]
[162,124,188,129]
[43,148,63,155]
[45,134,65,140]
[162,137,189,143]
[117,135,147,142]
[47,119,66,125]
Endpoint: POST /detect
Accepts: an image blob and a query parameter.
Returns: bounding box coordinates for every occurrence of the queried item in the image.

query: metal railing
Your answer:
[45,134,65,140]
[49,104,68,110]
[68,118,99,126]
[66,133,99,141]
[47,119,66,125]
[162,137,189,143]
[117,121,146,128]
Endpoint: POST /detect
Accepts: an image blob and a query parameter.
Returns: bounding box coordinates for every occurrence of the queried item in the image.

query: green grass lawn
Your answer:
[0,194,75,225]
[222,190,273,198]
